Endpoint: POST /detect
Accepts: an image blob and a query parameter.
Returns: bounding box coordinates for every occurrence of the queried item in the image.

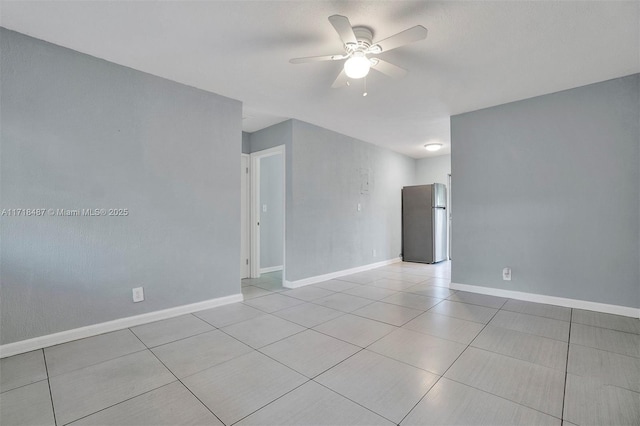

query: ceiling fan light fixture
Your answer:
[424,143,443,152]
[344,54,370,79]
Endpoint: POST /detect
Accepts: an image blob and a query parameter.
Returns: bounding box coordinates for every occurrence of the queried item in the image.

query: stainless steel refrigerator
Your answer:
[402,183,447,263]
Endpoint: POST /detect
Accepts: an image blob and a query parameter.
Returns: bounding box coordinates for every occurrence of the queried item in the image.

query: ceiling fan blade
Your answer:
[290,54,348,64]
[371,59,407,78]
[371,25,428,53]
[328,15,357,46]
[331,69,349,88]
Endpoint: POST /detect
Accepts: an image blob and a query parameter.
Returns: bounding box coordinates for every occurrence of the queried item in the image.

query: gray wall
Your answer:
[451,74,639,308]
[415,155,451,186]
[259,154,284,269]
[248,120,292,153]
[287,120,415,281]
[0,28,242,344]
[242,131,251,154]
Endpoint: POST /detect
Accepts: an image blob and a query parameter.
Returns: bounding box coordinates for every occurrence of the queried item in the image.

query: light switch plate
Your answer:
[132,287,144,302]
[502,268,512,281]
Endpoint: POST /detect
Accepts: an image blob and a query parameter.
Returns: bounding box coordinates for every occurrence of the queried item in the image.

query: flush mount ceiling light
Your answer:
[424,143,443,152]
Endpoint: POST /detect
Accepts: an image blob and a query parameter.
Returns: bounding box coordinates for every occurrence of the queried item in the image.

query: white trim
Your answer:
[284,258,401,289]
[0,293,243,359]
[260,265,283,274]
[251,145,286,158]
[449,282,640,319]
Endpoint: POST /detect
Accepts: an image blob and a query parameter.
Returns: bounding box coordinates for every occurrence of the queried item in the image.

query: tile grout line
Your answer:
[137,327,219,350]
[466,338,567,373]
[228,379,313,425]
[208,313,373,425]
[434,345,566,419]
[310,377,400,425]
[439,376,565,421]
[127,328,228,426]
[242,266,576,420]
[305,295,378,313]
[17,264,602,424]
[560,308,573,425]
[210,319,348,381]
[309,319,396,350]
[158,327,272,382]
[243,282,589,423]
[340,301,429,328]
[45,346,150,380]
[298,304,448,425]
[396,299,509,425]
[456,301,567,419]
[260,266,576,421]
[273,308,348,329]
[62,382,181,425]
[306,323,415,424]
[460,301,567,420]
[567,340,640,360]
[217,324,308,356]
[217,308,397,381]
[500,308,571,322]
[0,376,50,395]
[227,328,386,423]
[41,348,58,426]
[570,318,640,336]
[33,328,149,372]
[483,311,571,343]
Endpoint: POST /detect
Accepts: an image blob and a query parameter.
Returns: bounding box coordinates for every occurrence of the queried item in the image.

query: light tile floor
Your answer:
[1,264,639,426]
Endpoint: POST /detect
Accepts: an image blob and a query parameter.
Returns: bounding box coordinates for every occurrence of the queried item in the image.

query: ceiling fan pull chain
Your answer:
[363,76,368,97]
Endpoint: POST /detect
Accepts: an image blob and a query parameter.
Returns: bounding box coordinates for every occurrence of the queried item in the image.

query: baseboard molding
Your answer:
[450,282,640,319]
[0,293,244,359]
[260,265,283,274]
[284,257,401,289]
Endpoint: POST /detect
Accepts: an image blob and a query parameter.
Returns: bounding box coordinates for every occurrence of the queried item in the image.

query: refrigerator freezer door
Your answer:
[432,183,447,208]
[402,186,433,263]
[433,208,448,262]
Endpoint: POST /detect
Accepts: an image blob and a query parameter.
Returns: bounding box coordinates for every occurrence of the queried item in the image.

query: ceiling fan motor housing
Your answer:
[347,26,374,52]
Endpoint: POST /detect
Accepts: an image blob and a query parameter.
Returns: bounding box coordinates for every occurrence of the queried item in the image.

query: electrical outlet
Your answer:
[132,287,144,302]
[372,249,377,257]
[502,267,512,281]
[357,203,361,211]
[262,204,267,212]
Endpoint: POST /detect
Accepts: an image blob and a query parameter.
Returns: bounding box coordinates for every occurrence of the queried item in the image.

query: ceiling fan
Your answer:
[290,15,428,89]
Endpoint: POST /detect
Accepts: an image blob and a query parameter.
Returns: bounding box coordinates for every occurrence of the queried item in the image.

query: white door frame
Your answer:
[448,173,452,260]
[250,145,286,279]
[240,154,250,278]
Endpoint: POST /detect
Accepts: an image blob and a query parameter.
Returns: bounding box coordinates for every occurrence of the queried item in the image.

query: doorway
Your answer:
[250,146,285,283]
[240,154,250,279]
[448,173,452,260]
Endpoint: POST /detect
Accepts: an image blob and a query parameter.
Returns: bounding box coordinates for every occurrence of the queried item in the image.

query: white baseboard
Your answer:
[0,293,244,359]
[260,265,283,274]
[284,257,401,289]
[450,282,640,319]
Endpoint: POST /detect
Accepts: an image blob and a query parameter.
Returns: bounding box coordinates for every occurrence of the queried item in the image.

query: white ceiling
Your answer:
[1,1,638,158]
